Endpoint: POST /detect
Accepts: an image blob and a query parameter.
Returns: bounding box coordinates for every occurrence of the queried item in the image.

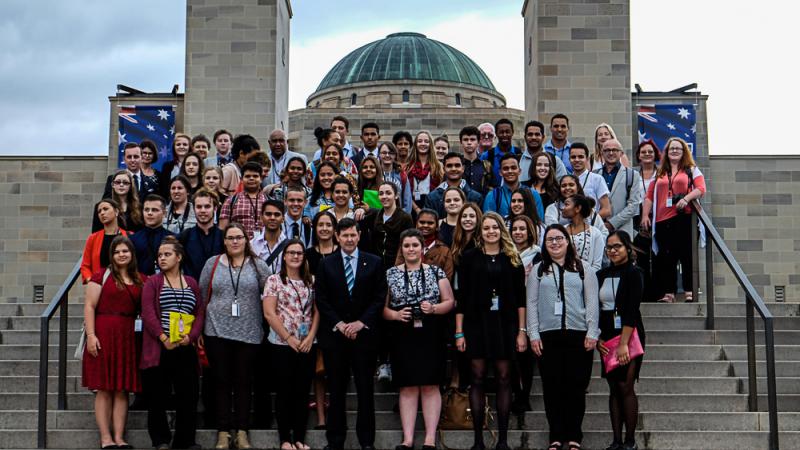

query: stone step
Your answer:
[7,429,799,450]
[642,316,800,331]
[0,316,84,330]
[647,330,800,345]
[2,410,785,432]
[0,303,84,317]
[7,392,750,412]
[638,302,800,317]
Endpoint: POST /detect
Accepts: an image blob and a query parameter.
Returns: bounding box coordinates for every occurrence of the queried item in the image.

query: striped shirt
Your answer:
[159,286,197,333]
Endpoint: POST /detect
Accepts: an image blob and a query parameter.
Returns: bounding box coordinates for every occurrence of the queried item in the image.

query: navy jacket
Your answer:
[178,225,224,279]
[130,226,175,275]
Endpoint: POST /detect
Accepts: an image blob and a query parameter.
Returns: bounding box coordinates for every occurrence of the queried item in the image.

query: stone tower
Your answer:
[184,0,292,146]
[522,0,631,148]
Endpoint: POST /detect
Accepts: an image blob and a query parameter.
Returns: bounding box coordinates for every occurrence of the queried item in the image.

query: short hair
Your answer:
[392,130,413,145]
[285,186,307,198]
[399,228,425,247]
[443,152,463,164]
[417,208,439,222]
[247,151,271,170]
[361,122,380,134]
[478,122,495,134]
[213,129,233,142]
[331,116,349,130]
[636,139,661,163]
[192,187,220,207]
[524,120,545,135]
[231,134,261,160]
[191,134,211,148]
[262,199,286,214]
[332,176,353,193]
[139,139,159,163]
[286,156,307,173]
[499,153,519,165]
[495,118,514,132]
[123,142,140,151]
[550,113,570,126]
[335,217,359,233]
[143,194,167,209]
[241,161,263,176]
[570,142,590,157]
[459,126,479,140]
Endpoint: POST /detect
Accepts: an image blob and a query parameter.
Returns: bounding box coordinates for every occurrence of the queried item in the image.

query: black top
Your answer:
[438,222,455,247]
[360,208,414,270]
[178,225,224,280]
[595,262,645,342]
[306,245,337,276]
[99,233,116,268]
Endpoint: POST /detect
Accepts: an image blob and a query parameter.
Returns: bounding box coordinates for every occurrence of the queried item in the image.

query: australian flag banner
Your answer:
[118,105,175,171]
[637,104,697,157]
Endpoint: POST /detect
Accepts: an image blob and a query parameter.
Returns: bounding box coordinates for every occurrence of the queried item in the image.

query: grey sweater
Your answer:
[199,256,270,344]
[526,261,600,341]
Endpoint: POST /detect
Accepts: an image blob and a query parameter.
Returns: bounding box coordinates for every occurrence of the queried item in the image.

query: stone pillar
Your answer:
[522,0,631,148]
[185,0,292,148]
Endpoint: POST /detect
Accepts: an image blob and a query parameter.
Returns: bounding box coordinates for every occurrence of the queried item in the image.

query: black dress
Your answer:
[306,246,337,276]
[386,265,448,387]
[456,248,526,360]
[596,262,646,380]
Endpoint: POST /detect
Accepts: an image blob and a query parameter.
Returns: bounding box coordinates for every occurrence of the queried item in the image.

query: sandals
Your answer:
[295,442,310,450]
[568,443,582,450]
[657,293,675,303]
[281,442,296,450]
[684,292,695,303]
[547,442,562,450]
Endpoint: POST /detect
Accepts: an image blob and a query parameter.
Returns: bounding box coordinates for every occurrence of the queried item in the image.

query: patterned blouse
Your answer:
[386,264,446,309]
[263,274,314,346]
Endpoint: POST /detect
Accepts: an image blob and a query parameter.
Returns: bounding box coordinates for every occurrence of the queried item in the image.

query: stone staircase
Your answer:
[1,302,800,449]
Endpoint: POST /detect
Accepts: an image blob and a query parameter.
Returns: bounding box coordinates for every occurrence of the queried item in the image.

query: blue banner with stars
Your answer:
[637,104,697,157]
[118,105,175,171]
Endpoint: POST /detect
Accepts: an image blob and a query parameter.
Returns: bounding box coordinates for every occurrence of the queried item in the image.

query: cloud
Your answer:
[289,11,524,111]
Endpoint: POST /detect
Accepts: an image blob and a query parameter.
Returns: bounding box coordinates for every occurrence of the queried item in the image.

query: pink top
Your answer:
[646,167,706,223]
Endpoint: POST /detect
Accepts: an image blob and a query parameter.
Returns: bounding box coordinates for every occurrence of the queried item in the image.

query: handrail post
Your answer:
[745,294,758,412]
[57,295,68,410]
[705,239,715,330]
[764,319,780,450]
[690,208,700,305]
[37,318,50,449]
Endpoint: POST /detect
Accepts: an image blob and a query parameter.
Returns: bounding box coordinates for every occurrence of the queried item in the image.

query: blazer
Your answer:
[314,249,387,350]
[595,261,645,343]
[80,229,130,283]
[140,273,205,370]
[593,165,643,236]
[456,248,526,329]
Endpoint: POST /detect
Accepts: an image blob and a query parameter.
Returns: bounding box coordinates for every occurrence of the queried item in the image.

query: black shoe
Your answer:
[622,442,638,450]
[101,446,118,450]
[495,443,511,450]
[605,442,623,450]
[422,446,436,450]
[395,445,413,450]
[363,446,376,450]
[470,444,486,450]
[323,446,343,450]
[117,445,133,450]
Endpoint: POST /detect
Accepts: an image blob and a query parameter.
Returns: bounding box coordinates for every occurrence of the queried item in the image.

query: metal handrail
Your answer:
[37,259,82,449]
[690,200,779,450]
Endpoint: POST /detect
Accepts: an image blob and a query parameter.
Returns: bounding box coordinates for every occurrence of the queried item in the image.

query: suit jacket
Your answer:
[314,249,387,350]
[594,166,643,236]
[351,148,379,168]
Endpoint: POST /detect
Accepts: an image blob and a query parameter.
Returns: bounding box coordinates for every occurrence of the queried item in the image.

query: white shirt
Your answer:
[283,214,310,248]
[574,170,609,206]
[251,229,287,274]
[342,248,359,278]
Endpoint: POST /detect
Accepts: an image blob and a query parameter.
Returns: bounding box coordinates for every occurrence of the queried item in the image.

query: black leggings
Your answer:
[654,213,692,295]
[469,359,512,447]
[142,346,199,448]
[204,336,259,431]
[273,344,315,444]
[606,359,640,445]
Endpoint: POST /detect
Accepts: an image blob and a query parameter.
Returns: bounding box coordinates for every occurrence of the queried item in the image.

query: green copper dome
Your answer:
[314,32,498,93]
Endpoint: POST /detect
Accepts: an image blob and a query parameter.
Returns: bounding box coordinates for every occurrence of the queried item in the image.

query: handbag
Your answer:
[168,312,195,343]
[439,370,496,448]
[75,269,113,360]
[602,328,645,374]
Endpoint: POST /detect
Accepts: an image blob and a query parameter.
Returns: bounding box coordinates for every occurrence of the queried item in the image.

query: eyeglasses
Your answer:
[668,146,684,152]
[602,148,621,153]
[480,133,495,138]
[285,250,304,257]
[113,180,131,186]
[545,236,566,244]
[605,243,624,252]
[639,150,655,155]
[225,235,246,242]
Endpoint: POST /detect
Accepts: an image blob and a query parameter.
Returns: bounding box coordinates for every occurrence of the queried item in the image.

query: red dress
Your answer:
[82,270,144,392]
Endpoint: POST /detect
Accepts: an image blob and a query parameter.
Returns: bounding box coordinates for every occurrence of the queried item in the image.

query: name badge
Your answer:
[178,318,185,334]
[414,191,421,201]
[666,197,673,208]
[490,295,500,311]
[231,301,240,317]
[614,314,622,329]
[414,319,423,328]
[298,322,309,338]
[554,301,563,316]
[134,318,143,332]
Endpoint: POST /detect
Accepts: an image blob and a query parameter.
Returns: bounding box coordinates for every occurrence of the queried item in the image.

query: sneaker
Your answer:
[377,364,392,382]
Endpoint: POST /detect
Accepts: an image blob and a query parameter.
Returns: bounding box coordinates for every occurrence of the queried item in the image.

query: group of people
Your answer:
[81,113,706,450]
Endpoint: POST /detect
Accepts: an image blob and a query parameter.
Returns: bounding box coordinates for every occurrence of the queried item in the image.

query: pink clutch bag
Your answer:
[602,328,644,374]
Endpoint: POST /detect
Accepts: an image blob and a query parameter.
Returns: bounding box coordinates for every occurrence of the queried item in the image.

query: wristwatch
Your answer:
[519,327,528,333]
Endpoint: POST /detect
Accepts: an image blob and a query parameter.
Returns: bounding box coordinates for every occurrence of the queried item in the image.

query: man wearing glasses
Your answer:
[594,139,643,235]
[266,129,307,186]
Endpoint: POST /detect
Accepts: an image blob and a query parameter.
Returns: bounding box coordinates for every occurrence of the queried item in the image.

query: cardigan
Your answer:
[80,229,129,283]
[140,273,205,370]
[595,261,645,342]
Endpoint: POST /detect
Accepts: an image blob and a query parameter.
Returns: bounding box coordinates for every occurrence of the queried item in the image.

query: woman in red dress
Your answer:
[82,235,145,449]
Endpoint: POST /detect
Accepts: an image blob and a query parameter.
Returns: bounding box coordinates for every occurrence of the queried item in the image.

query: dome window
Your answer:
[350,93,357,106]
[402,90,410,103]
[455,93,461,106]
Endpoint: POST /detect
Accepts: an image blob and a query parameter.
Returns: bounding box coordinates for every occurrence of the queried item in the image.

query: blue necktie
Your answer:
[344,255,354,294]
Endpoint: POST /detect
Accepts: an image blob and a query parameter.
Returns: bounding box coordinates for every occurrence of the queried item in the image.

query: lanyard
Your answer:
[245,194,258,220]
[288,279,311,314]
[164,272,186,311]
[551,263,567,329]
[227,257,246,300]
[167,205,189,232]
[403,264,426,303]
[666,169,677,196]
[569,223,590,262]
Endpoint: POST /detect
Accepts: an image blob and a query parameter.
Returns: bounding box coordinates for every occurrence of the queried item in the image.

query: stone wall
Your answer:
[287,107,527,157]
[0,157,108,303]
[709,156,800,302]
[523,0,632,146]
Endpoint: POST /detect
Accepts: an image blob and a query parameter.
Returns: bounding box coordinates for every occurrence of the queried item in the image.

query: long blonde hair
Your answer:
[593,123,617,166]
[407,130,444,182]
[476,212,521,267]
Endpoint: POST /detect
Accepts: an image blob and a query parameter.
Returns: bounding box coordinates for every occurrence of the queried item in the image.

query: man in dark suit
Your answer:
[315,218,387,450]
[350,122,381,168]
[103,142,159,198]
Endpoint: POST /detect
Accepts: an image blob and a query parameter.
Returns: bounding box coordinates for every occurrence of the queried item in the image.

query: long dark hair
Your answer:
[511,188,542,226]
[311,210,338,246]
[357,155,383,197]
[452,202,483,264]
[310,160,340,205]
[108,235,143,288]
[607,230,637,263]
[540,224,581,274]
[279,239,313,287]
[527,151,560,202]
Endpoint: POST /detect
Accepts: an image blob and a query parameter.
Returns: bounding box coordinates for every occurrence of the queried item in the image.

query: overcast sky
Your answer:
[0,0,796,156]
